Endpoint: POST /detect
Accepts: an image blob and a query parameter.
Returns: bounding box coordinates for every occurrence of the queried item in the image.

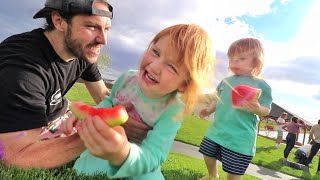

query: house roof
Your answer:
[267,102,313,127]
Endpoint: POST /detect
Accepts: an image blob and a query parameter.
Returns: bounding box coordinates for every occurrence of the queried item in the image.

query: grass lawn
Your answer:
[0,83,260,180]
[0,152,259,180]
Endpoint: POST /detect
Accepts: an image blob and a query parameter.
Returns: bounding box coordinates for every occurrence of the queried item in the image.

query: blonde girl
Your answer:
[63,24,214,180]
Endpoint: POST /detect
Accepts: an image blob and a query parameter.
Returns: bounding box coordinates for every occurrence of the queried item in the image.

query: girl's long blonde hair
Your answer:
[149,24,215,115]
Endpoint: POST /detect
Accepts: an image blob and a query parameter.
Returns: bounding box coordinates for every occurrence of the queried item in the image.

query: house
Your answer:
[266,102,313,128]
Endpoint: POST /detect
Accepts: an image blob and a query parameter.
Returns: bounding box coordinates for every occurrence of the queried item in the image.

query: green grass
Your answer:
[2,83,317,179]
[175,115,209,146]
[162,153,260,180]
[0,153,259,180]
[65,83,95,105]
[175,115,320,180]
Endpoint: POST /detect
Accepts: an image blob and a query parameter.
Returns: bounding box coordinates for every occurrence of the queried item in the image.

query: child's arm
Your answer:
[103,104,182,178]
[199,100,216,118]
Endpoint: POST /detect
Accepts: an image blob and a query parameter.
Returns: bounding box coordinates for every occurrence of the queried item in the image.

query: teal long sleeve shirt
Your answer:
[73,70,183,179]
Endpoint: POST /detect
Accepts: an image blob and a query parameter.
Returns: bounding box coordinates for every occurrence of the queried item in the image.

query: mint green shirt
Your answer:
[73,70,183,180]
[205,75,272,156]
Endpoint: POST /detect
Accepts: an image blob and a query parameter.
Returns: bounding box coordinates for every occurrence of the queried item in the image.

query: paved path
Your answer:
[170,141,302,180]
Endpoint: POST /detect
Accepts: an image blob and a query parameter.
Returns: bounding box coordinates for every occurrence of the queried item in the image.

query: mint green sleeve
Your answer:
[105,103,183,178]
[258,80,273,109]
[95,72,127,108]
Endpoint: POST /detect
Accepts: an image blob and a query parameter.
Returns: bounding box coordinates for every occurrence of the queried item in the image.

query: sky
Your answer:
[0,0,319,124]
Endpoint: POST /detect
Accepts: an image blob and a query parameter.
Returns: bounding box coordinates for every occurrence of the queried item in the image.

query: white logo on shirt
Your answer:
[50,89,62,105]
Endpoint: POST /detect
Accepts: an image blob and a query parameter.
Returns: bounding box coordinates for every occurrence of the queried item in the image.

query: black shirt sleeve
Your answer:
[0,65,48,132]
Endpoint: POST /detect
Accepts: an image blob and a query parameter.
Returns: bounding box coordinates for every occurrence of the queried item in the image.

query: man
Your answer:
[307,119,320,165]
[275,112,287,148]
[0,0,150,168]
[294,141,312,165]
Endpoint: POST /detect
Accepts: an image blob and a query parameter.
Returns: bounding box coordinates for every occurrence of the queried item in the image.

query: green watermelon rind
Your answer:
[69,102,128,127]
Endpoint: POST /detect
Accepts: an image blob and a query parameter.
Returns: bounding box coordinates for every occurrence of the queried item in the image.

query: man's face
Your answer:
[64,2,112,63]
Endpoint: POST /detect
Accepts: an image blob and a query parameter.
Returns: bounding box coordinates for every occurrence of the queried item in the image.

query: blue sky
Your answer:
[241,0,312,41]
[0,0,319,124]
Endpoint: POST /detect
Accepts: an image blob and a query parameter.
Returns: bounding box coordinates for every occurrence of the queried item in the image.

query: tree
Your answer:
[97,48,112,72]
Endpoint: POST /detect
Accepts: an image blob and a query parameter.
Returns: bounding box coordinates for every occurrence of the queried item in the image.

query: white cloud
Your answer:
[108,0,277,55]
[291,0,320,56]
[268,80,320,99]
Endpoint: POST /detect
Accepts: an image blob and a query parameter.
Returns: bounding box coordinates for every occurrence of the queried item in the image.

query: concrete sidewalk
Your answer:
[170,141,302,180]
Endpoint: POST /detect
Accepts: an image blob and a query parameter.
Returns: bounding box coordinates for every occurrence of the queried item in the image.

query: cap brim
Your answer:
[33,8,53,19]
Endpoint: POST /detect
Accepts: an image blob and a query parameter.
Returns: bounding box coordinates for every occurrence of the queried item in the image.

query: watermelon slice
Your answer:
[69,102,129,127]
[231,85,261,108]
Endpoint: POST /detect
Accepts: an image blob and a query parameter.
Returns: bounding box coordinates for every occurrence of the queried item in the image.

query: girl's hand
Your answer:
[199,108,211,119]
[76,115,130,166]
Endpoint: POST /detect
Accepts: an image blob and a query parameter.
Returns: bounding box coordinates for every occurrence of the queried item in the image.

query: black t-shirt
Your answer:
[0,28,102,133]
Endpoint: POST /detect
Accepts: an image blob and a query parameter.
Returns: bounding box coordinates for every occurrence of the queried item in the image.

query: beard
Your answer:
[64,24,100,64]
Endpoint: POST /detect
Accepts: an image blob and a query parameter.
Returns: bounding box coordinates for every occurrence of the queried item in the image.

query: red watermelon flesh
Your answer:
[69,102,128,127]
[231,85,261,108]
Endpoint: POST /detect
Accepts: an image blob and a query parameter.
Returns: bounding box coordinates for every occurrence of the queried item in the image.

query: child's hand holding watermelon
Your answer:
[231,85,266,115]
[231,85,261,108]
[61,102,129,136]
[61,102,131,166]
[75,112,130,166]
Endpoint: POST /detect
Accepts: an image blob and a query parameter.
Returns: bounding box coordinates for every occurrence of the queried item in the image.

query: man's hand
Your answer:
[121,103,152,144]
[61,115,78,136]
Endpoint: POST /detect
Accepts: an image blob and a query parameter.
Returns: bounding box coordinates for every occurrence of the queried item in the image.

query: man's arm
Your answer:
[0,128,85,168]
[276,118,287,125]
[282,125,287,131]
[308,127,314,143]
[83,80,110,104]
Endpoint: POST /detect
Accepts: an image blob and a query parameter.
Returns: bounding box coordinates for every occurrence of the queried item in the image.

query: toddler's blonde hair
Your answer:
[227,38,264,77]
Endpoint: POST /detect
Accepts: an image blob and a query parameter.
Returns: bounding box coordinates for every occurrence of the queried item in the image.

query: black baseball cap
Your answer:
[33,0,113,19]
